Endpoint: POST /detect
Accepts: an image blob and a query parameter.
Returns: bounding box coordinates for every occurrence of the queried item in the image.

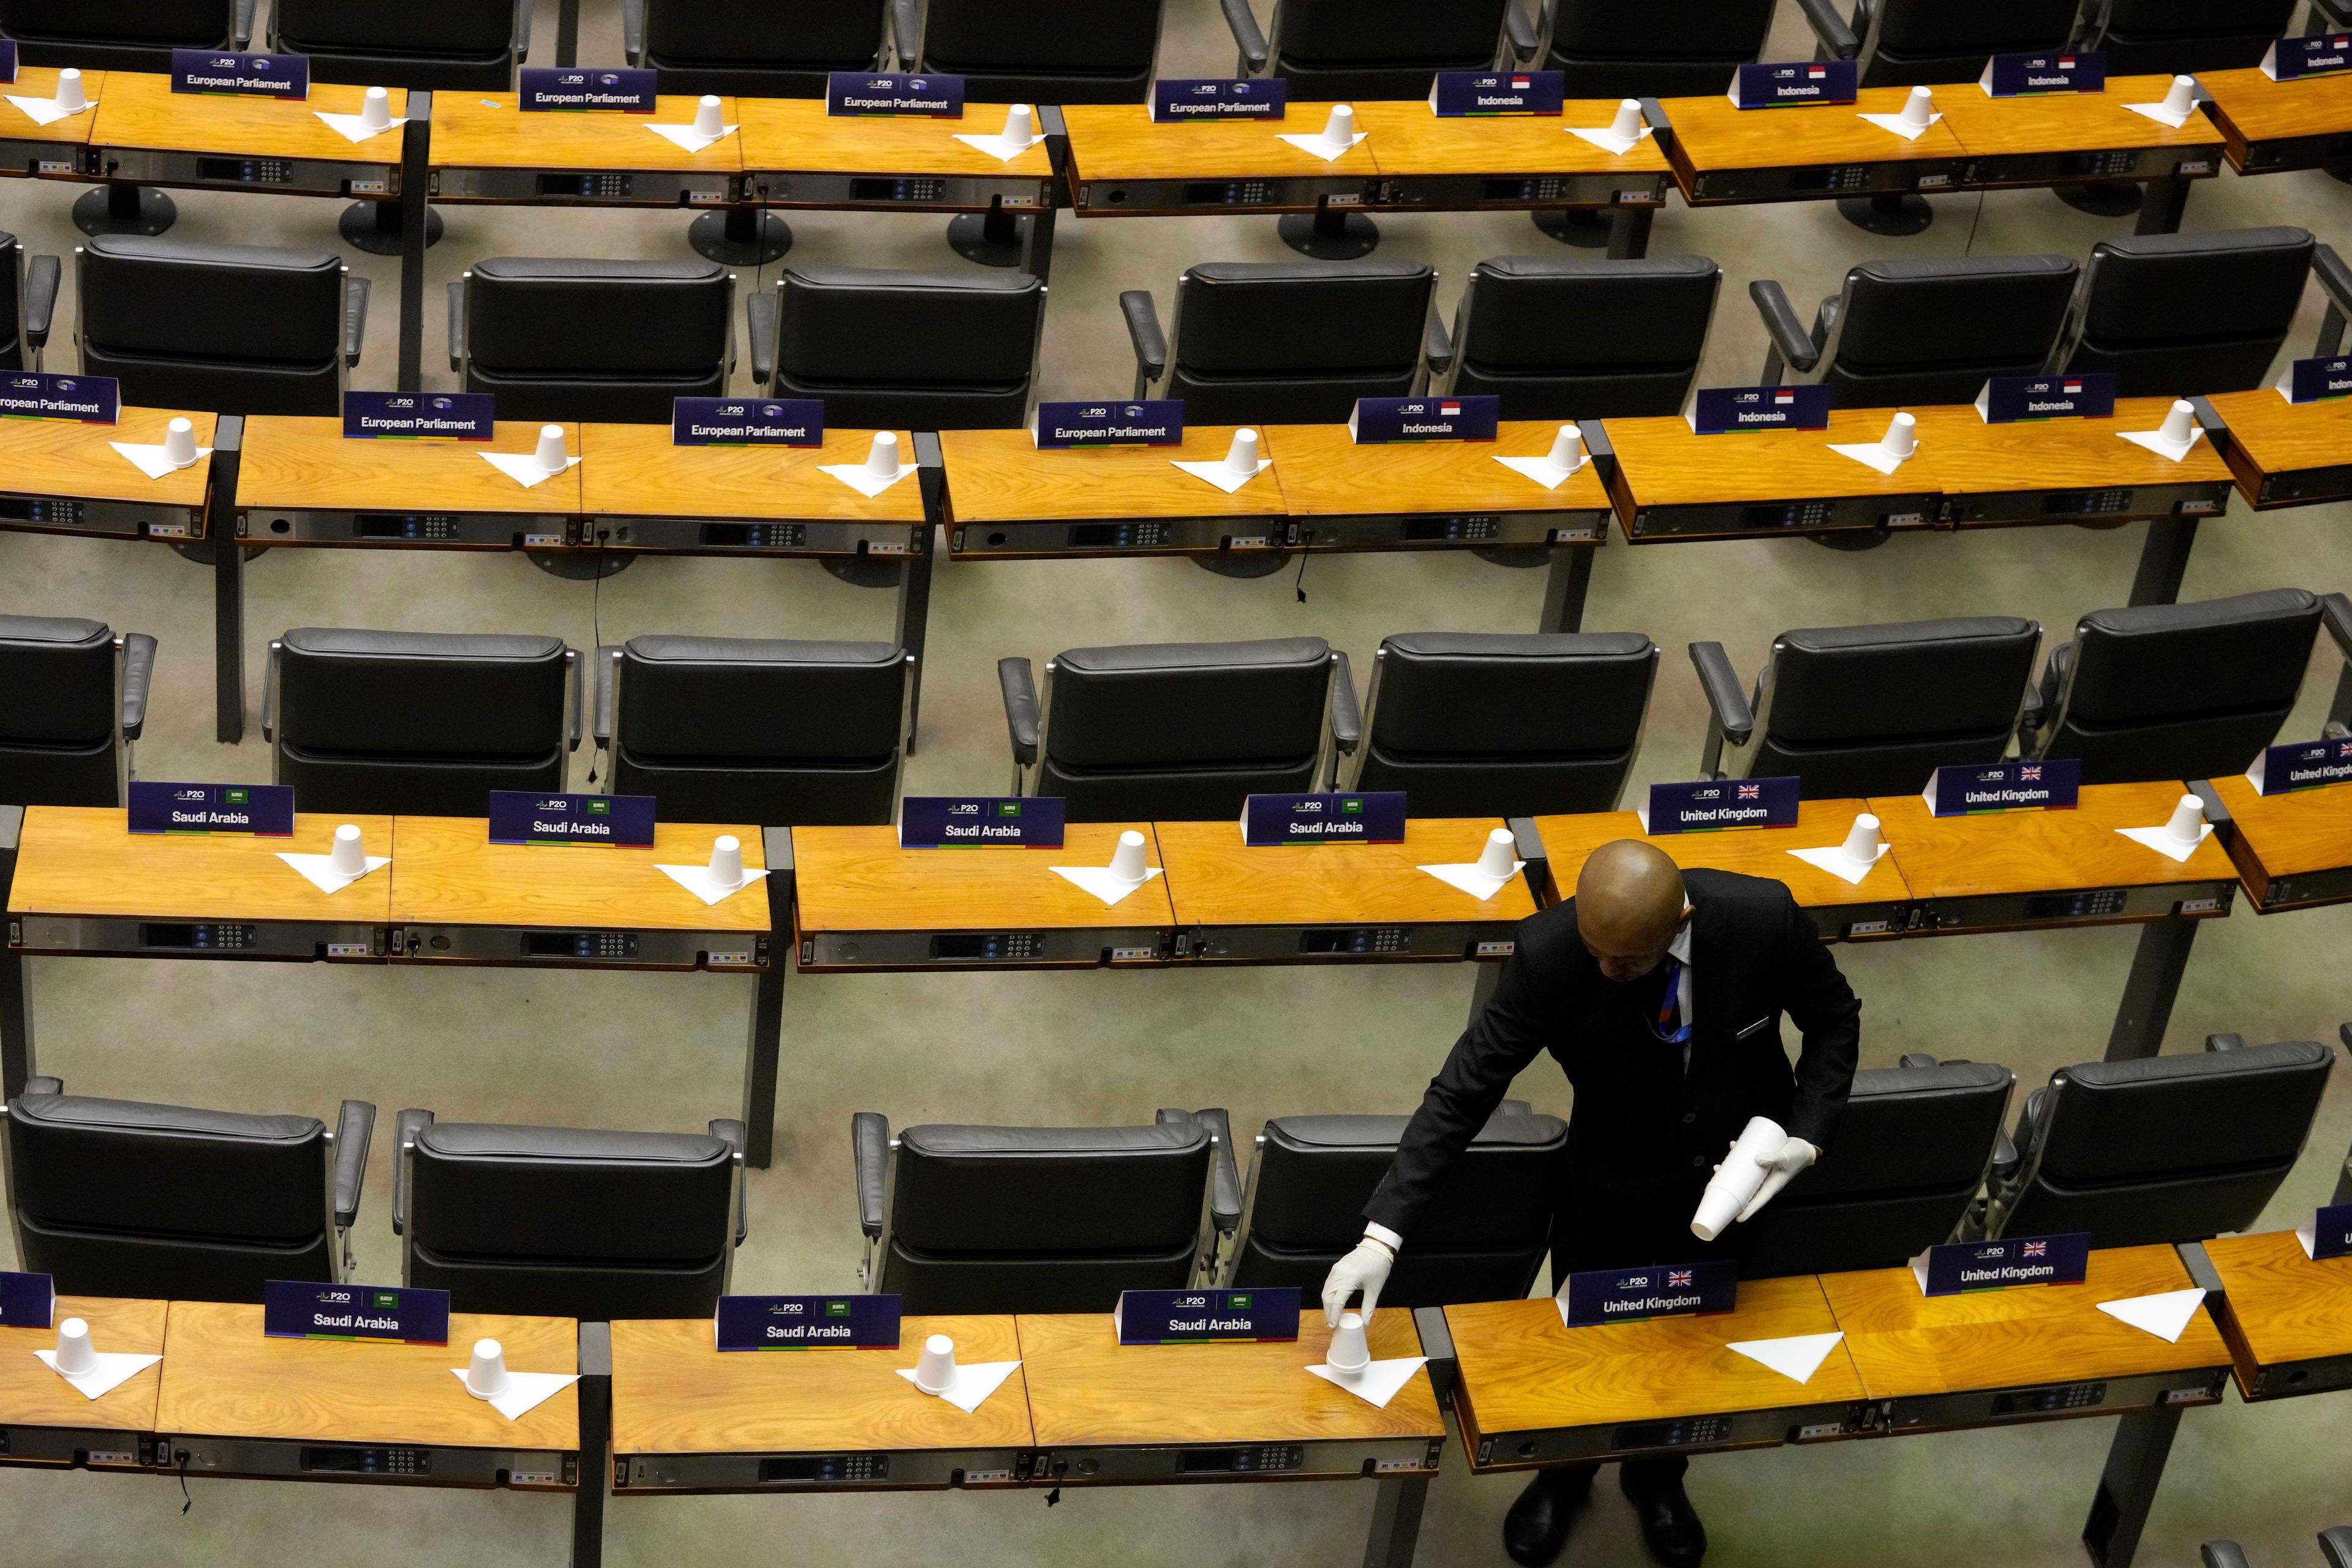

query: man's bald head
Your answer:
[1575,840,1690,981]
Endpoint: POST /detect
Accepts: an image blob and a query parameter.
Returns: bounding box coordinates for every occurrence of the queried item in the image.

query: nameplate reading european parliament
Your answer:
[1034,400,1183,448]
[0,1271,53,1329]
[172,48,309,99]
[1689,385,1829,434]
[1923,760,2079,815]
[1429,70,1564,117]
[828,71,964,118]
[899,796,1065,848]
[0,372,119,424]
[488,791,657,846]
[344,391,494,441]
[1559,1261,1735,1327]
[1152,77,1285,121]
[0,41,17,83]
[2280,356,2352,404]
[1350,395,1499,443]
[521,66,656,111]
[673,397,823,447]
[1975,373,2116,423]
[263,1280,450,1344]
[2247,737,2352,794]
[1115,1286,1300,1344]
[2264,32,2352,81]
[1979,50,2105,96]
[1914,1233,2090,1296]
[1242,791,1408,845]
[1731,61,1857,108]
[129,781,295,836]
[717,1294,902,1350]
[1640,777,1799,834]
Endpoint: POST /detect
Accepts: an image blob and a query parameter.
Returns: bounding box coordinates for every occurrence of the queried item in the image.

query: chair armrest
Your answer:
[1794,0,1860,57]
[1195,1107,1242,1234]
[230,0,256,47]
[2315,244,2352,356]
[1120,289,1166,395]
[2204,1032,2247,1052]
[2318,1526,2352,1568]
[1688,642,1754,745]
[998,657,1039,766]
[333,1100,376,1229]
[852,1112,890,1238]
[747,291,778,387]
[890,0,922,67]
[1498,1098,1531,1114]
[620,0,646,62]
[262,639,279,742]
[513,0,532,54]
[565,649,582,751]
[120,633,157,740]
[1750,279,1820,378]
[708,1118,750,1246]
[446,280,466,372]
[20,1075,63,1099]
[1989,1127,2021,1185]
[1424,307,1455,377]
[2201,1545,2253,1568]
[1219,0,1270,72]
[2018,680,2046,739]
[342,274,369,368]
[1898,1052,1939,1069]
[391,1108,434,1234]
[2323,591,2352,661]
[1329,650,1361,758]
[592,645,620,747]
[1502,0,1539,59]
[23,254,58,350]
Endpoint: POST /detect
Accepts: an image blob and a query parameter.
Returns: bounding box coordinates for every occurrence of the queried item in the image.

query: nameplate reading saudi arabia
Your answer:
[1640,777,1799,835]
[1730,60,1858,108]
[899,795,1065,848]
[2280,356,2352,404]
[717,1294,902,1351]
[1978,50,2106,97]
[344,390,494,442]
[486,790,657,846]
[1349,394,1499,444]
[263,1280,450,1344]
[1429,69,1565,117]
[1152,77,1285,121]
[520,66,657,112]
[2263,32,2352,81]
[171,48,309,99]
[1975,372,2116,424]
[1560,1260,1736,1327]
[0,371,119,424]
[2247,736,2352,795]
[129,781,295,836]
[673,397,823,447]
[1033,400,1183,448]
[827,71,964,118]
[1914,1233,2090,1296]
[1923,759,2080,816]
[0,1271,53,1329]
[1689,384,1829,434]
[1242,791,1408,846]
[1115,1286,1300,1345]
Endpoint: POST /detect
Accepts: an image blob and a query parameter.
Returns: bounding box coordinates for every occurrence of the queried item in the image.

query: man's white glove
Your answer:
[1736,1136,1820,1223]
[1321,1237,1394,1327]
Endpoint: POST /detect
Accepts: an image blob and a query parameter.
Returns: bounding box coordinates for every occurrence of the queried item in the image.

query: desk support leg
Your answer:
[744,831,792,1170]
[1021,204,1057,285]
[1606,205,1655,260]
[213,483,244,745]
[2135,178,2190,237]
[0,822,31,1103]
[1540,548,1594,633]
[2082,1405,2180,1568]
[572,1322,609,1568]
[2128,516,2196,607]
[2106,918,2198,1061]
[897,541,935,756]
[396,93,433,392]
[1364,1474,1431,1568]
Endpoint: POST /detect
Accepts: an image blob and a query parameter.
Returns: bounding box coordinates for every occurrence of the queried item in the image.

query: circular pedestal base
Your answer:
[690,207,792,265]
[171,540,263,565]
[2053,181,2145,217]
[1530,207,1614,249]
[1812,529,1892,552]
[824,554,905,589]
[1276,209,1379,260]
[1472,545,1555,568]
[1195,549,1292,579]
[74,185,176,237]
[531,551,634,580]
[1836,193,1932,236]
[948,210,1028,268]
[339,200,443,255]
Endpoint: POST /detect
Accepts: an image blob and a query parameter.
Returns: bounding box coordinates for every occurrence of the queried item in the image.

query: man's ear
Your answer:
[1675,902,1695,937]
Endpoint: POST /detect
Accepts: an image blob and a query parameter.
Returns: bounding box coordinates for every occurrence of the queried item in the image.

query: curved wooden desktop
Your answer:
[0,1294,165,1468]
[234,415,582,549]
[2206,387,2352,509]
[88,73,413,197]
[2207,775,2352,911]
[577,421,924,554]
[428,91,741,205]
[1061,101,1378,216]
[1913,398,2233,527]
[1931,75,2222,190]
[938,424,1288,559]
[2201,1230,2352,1400]
[2198,66,2352,173]
[1660,87,1969,204]
[1266,421,1611,552]
[1600,407,1940,541]
[0,405,217,541]
[738,97,1054,211]
[0,67,109,171]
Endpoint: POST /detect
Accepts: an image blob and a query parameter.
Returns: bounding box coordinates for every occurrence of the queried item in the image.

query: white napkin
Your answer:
[646,121,736,154]
[655,863,771,906]
[1170,456,1272,493]
[2096,1288,2206,1343]
[1826,440,1912,475]
[1277,130,1367,161]
[895,1359,1020,1413]
[2115,822,2212,862]
[2124,100,2195,129]
[1048,865,1163,907]
[314,110,407,143]
[2117,425,2204,462]
[450,1368,579,1420]
[1417,860,1525,901]
[7,94,94,127]
[1306,1355,1427,1409]
[952,130,1042,162]
[1493,451,1589,490]
[480,452,580,488]
[1858,110,1941,140]
[1786,842,1891,886]
[276,851,390,895]
[818,461,916,497]
[34,1349,160,1400]
[1566,124,1653,156]
[1725,1331,1844,1385]
[110,441,210,479]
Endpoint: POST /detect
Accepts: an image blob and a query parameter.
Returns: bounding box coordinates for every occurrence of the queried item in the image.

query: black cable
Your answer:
[1291,529,1313,603]
[584,530,608,785]
[175,1446,192,1513]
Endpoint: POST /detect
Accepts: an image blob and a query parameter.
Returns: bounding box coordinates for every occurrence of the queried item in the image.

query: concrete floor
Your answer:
[4,1,2352,1564]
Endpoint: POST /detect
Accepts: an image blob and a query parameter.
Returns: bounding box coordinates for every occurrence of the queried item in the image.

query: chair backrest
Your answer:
[6,1087,330,1301]
[1823,255,2078,407]
[1039,637,1333,820]
[774,265,1043,430]
[1166,261,1433,425]
[2093,0,2297,74]
[463,258,729,423]
[2067,227,2314,396]
[1543,0,1774,97]
[882,1120,1212,1312]
[2047,589,2321,784]
[1272,0,1509,97]
[1741,1058,2015,1277]
[1863,0,2082,84]
[1355,631,1657,815]
[0,0,234,68]
[0,616,119,809]
[1451,255,1719,419]
[77,236,344,415]
[644,0,888,94]
[274,627,571,815]
[2001,1041,2334,1246]
[0,233,26,369]
[611,635,908,826]
[406,1119,736,1319]
[1745,616,2041,799]
[919,0,1163,102]
[276,0,516,88]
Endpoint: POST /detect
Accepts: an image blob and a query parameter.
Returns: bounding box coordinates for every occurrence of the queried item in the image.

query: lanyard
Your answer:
[1648,956,1691,1045]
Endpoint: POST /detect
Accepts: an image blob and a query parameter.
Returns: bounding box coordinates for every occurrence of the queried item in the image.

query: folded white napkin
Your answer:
[34,1349,160,1400]
[1277,130,1366,161]
[2124,100,2194,129]
[1858,110,1940,140]
[2096,1288,2206,1343]
[480,452,580,488]
[2114,821,2212,862]
[1049,864,1163,907]
[1170,456,1272,493]
[315,110,407,143]
[1785,842,1891,886]
[953,130,1042,162]
[1305,1355,1427,1409]
[1826,440,1912,475]
[895,1359,1020,1413]
[1417,860,1525,901]
[277,851,390,895]
[1725,1331,1844,1385]
[1566,124,1653,156]
[818,461,916,497]
[646,121,736,154]
[450,1369,579,1420]
[7,94,94,127]
[2117,426,2204,463]
[110,442,211,480]
[655,863,771,906]
[1493,451,1589,490]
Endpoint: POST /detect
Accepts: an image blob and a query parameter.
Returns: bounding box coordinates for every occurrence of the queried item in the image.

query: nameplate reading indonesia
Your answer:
[520,66,657,113]
[1730,60,1857,108]
[1560,1260,1736,1327]
[899,795,1065,848]
[1350,394,1499,444]
[1640,777,1799,834]
[1923,758,2080,815]
[0,371,119,424]
[2280,356,2352,404]
[2247,736,2352,795]
[1152,77,1284,121]
[129,781,295,836]
[1975,372,2116,423]
[0,41,17,84]
[171,48,309,99]
[1429,69,1564,117]
[1978,50,2105,96]
[1690,384,1829,434]
[487,790,657,847]
[673,397,823,447]
[2263,32,2352,81]
[1115,1286,1300,1345]
[1913,1232,2090,1296]
[344,391,493,441]
[0,1271,52,1329]
[1033,400,1183,448]
[1242,791,1407,846]
[828,71,963,118]
[263,1280,450,1344]
[717,1294,902,1351]
[2305,1202,2352,1261]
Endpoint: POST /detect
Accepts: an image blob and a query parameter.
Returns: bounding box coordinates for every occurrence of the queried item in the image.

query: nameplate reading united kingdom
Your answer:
[1975,373,2116,423]
[1639,777,1799,834]
[899,796,1065,848]
[344,391,494,441]
[671,396,823,447]
[520,67,657,112]
[1978,50,2105,96]
[1689,385,1829,434]
[2302,1202,2352,1261]
[717,1294,902,1351]
[2247,736,2352,794]
[1913,1233,2090,1296]
[1559,1260,1736,1327]
[1242,791,1408,846]
[1151,77,1285,121]
[1349,395,1499,443]
[0,1271,52,1329]
[1033,399,1183,448]
[1115,1286,1300,1344]
[128,781,295,836]
[0,371,119,424]
[1428,69,1564,116]
[1730,60,1857,108]
[2263,32,2352,81]
[1922,759,2079,815]
[487,790,657,846]
[172,48,309,99]
[2279,356,2352,404]
[263,1280,450,1344]
[827,71,963,118]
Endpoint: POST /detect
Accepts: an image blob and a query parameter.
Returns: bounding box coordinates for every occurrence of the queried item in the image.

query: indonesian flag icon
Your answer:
[1807,66,1827,78]
[2058,56,2075,68]
[2062,379,2082,393]
[1439,401,1461,416]
[1510,75,1531,89]
[1773,389,1796,404]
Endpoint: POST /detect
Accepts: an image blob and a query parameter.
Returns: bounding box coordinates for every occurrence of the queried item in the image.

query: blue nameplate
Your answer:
[1915,1232,2090,1295]
[1641,777,1799,835]
[0,1271,53,1330]
[828,71,964,118]
[1430,69,1565,116]
[2306,1203,2352,1261]
[899,796,1065,848]
[1689,384,1830,434]
[1115,1286,1300,1345]
[1242,791,1408,846]
[1560,1260,1736,1327]
[343,390,493,442]
[487,790,656,847]
[521,66,657,112]
[0,371,118,424]
[263,1280,449,1344]
[1979,50,2105,97]
[1975,373,2116,423]
[673,397,823,447]
[172,48,309,99]
[2264,32,2352,81]
[1349,394,1499,444]
[1035,400,1183,448]
[1152,77,1286,122]
[717,1294,902,1350]
[129,781,295,837]
[1732,60,1858,108]
[0,41,18,84]
[2247,736,2352,795]
[2281,356,2352,404]
[1923,759,2080,815]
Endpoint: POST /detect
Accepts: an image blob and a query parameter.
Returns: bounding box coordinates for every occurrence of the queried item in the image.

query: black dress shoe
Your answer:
[1503,1466,1595,1567]
[1621,1472,1708,1568]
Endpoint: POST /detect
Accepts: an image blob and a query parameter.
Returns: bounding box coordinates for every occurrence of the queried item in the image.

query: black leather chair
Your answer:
[271,0,525,89]
[0,0,247,70]
[894,0,1163,104]
[1802,0,2083,87]
[1430,255,1719,418]
[450,258,731,424]
[265,628,578,816]
[2079,0,2299,75]
[1343,632,1657,815]
[75,236,366,416]
[1224,1103,1565,1303]
[1983,1036,2334,1246]
[750,265,1045,431]
[395,1109,746,1320]
[0,234,59,371]
[853,1109,1237,1313]
[1742,1055,2014,1278]
[625,0,888,94]
[1692,617,2043,798]
[1222,0,1530,100]
[2021,590,2327,785]
[0,617,155,809]
[1751,255,2079,408]
[3,1077,372,1302]
[593,637,911,826]
[1001,638,1346,820]
[2057,228,2317,397]
[1123,261,1435,426]
[1537,0,1774,98]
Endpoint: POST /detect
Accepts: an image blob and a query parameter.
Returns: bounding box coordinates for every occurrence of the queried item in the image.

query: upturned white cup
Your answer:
[1692,1115,1785,1240]
[1881,411,1917,460]
[2159,399,2196,446]
[465,1338,510,1398]
[56,69,86,113]
[360,86,393,133]
[53,1317,97,1377]
[1546,424,1585,472]
[1608,98,1643,141]
[1840,813,1882,867]
[1327,1311,1371,1374]
[1476,827,1517,880]
[1899,85,1934,130]
[708,834,745,888]
[1321,104,1356,151]
[1003,103,1036,146]
[533,424,568,473]
[694,93,725,138]
[866,430,901,478]
[163,417,198,469]
[1109,829,1149,883]
[914,1333,957,1394]
[1224,427,1262,476]
[2166,793,2206,846]
[330,823,367,878]
[2162,74,2196,116]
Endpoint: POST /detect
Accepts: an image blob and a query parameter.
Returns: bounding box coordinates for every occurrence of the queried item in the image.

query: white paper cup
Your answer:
[1546,424,1584,471]
[330,823,367,877]
[914,1333,956,1394]
[163,417,198,468]
[2160,399,2196,446]
[1608,98,1642,140]
[533,424,568,473]
[1476,827,1517,880]
[866,430,901,478]
[1881,412,1917,459]
[360,86,393,132]
[694,93,724,138]
[708,834,745,888]
[54,1317,97,1376]
[1691,1115,1785,1240]
[56,69,85,113]
[2166,793,2206,846]
[1109,829,1148,883]
[1003,103,1035,146]
[1327,1311,1371,1374]
[1840,813,1882,867]
[2162,74,2195,116]
[465,1338,510,1398]
[1322,104,1355,151]
[1225,427,1262,476]
[1900,85,1934,130]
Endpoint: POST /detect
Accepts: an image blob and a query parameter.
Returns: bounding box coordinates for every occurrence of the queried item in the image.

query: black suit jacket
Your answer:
[1365,869,1861,1240]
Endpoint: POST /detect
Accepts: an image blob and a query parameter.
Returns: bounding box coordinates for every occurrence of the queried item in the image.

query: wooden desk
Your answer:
[0,68,109,175]
[1934,75,2221,230]
[1264,421,1612,553]
[1599,409,1940,543]
[1659,88,1969,205]
[737,97,1054,214]
[2207,774,2352,912]
[789,822,1178,971]
[233,414,580,550]
[1531,800,1913,940]
[2201,1230,2352,1399]
[577,421,924,553]
[428,91,739,205]
[940,424,1288,560]
[2198,66,2352,174]
[1346,99,1672,213]
[1061,101,1379,217]
[88,72,412,199]
[610,1314,1030,1492]
[1445,1279,1866,1468]
[1155,817,1535,964]
[1913,399,2233,529]
[0,1294,165,1469]
[2206,387,2352,509]
[0,404,216,541]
